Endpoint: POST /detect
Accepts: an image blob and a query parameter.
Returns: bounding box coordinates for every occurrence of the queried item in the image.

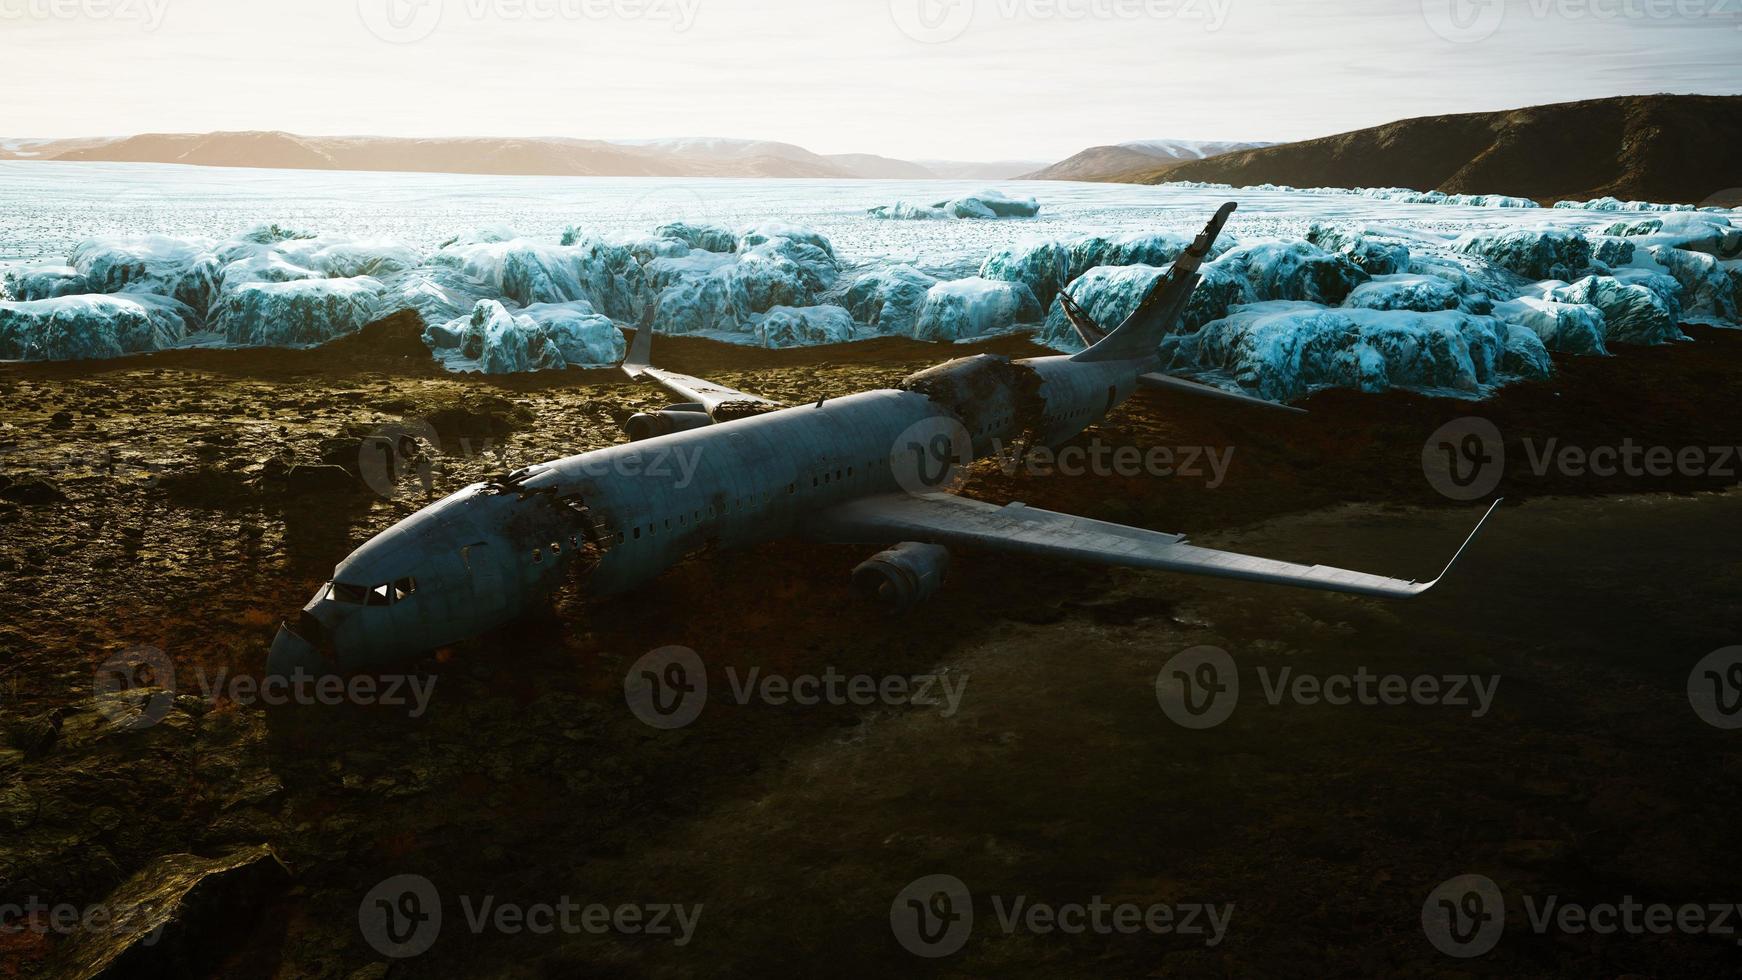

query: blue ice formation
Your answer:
[913,278,1041,342]
[870,189,1041,221]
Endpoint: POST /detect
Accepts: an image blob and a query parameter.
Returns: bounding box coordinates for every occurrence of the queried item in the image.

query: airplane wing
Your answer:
[803,492,1501,599]
[621,315,782,414]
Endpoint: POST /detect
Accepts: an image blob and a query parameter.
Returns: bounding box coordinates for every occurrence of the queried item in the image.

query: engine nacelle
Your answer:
[852,542,950,613]
[625,403,713,442]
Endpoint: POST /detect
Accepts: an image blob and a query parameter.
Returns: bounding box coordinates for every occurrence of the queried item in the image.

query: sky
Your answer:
[1,0,1737,161]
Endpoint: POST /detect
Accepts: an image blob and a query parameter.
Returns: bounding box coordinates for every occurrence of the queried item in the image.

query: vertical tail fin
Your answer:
[1070,201,1236,363]
[622,303,655,377]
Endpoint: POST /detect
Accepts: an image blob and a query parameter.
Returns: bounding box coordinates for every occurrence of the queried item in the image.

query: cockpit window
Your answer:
[330,582,369,604]
[329,579,416,605]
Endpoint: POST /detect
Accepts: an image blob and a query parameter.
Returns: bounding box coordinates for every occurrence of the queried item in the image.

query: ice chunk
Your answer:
[732,234,839,312]
[842,264,939,336]
[738,223,837,262]
[305,240,424,280]
[646,251,738,291]
[0,293,191,360]
[872,190,1040,221]
[213,277,386,347]
[1456,230,1593,281]
[1600,213,1742,258]
[429,239,650,317]
[653,271,752,335]
[1493,297,1608,355]
[234,223,318,245]
[1343,275,1462,313]
[981,232,1203,308]
[1646,246,1739,324]
[940,190,1040,218]
[1548,275,1684,345]
[1305,225,1413,276]
[754,305,855,347]
[425,299,625,372]
[3,265,88,301]
[867,201,952,221]
[220,252,321,286]
[1210,241,1370,305]
[1555,197,1696,212]
[1169,302,1520,401]
[69,235,224,316]
[1500,323,1553,380]
[445,300,564,374]
[653,222,738,253]
[522,302,625,367]
[913,278,1041,342]
[440,225,520,247]
[1588,236,1636,267]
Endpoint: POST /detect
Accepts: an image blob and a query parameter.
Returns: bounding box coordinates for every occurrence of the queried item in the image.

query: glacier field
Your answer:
[1,161,1738,401]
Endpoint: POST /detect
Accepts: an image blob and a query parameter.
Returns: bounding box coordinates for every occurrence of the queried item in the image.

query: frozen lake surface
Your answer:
[0,161,1640,266]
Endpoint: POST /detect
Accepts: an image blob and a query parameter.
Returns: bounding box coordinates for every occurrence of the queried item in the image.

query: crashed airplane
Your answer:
[267,203,1501,678]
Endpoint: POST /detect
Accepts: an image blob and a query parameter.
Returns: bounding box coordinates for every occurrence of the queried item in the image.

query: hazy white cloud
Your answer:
[0,0,1735,159]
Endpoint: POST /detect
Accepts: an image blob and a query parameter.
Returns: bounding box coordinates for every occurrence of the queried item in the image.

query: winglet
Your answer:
[1421,498,1503,591]
[623,304,655,378]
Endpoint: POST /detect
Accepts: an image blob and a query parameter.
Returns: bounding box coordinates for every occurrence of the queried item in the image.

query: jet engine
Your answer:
[625,402,713,442]
[852,542,950,613]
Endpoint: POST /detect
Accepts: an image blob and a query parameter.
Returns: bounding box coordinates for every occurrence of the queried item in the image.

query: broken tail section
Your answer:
[1070,201,1236,363]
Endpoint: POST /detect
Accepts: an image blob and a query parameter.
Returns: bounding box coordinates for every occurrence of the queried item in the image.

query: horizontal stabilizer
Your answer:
[1138,372,1306,414]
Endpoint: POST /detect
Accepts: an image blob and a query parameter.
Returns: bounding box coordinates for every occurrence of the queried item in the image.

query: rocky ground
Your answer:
[2,314,1742,977]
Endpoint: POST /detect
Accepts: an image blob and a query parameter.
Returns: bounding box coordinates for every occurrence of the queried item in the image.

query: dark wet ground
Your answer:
[2,317,1741,977]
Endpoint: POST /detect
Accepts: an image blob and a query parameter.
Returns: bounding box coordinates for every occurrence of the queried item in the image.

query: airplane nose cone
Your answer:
[268,622,332,679]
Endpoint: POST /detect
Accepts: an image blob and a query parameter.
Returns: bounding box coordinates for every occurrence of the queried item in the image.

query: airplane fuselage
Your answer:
[267,351,1151,676]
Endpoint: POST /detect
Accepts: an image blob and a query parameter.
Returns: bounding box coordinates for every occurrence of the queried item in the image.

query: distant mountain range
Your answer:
[0,132,1049,181]
[1019,139,1275,181]
[1118,94,1742,205]
[7,95,1734,205]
